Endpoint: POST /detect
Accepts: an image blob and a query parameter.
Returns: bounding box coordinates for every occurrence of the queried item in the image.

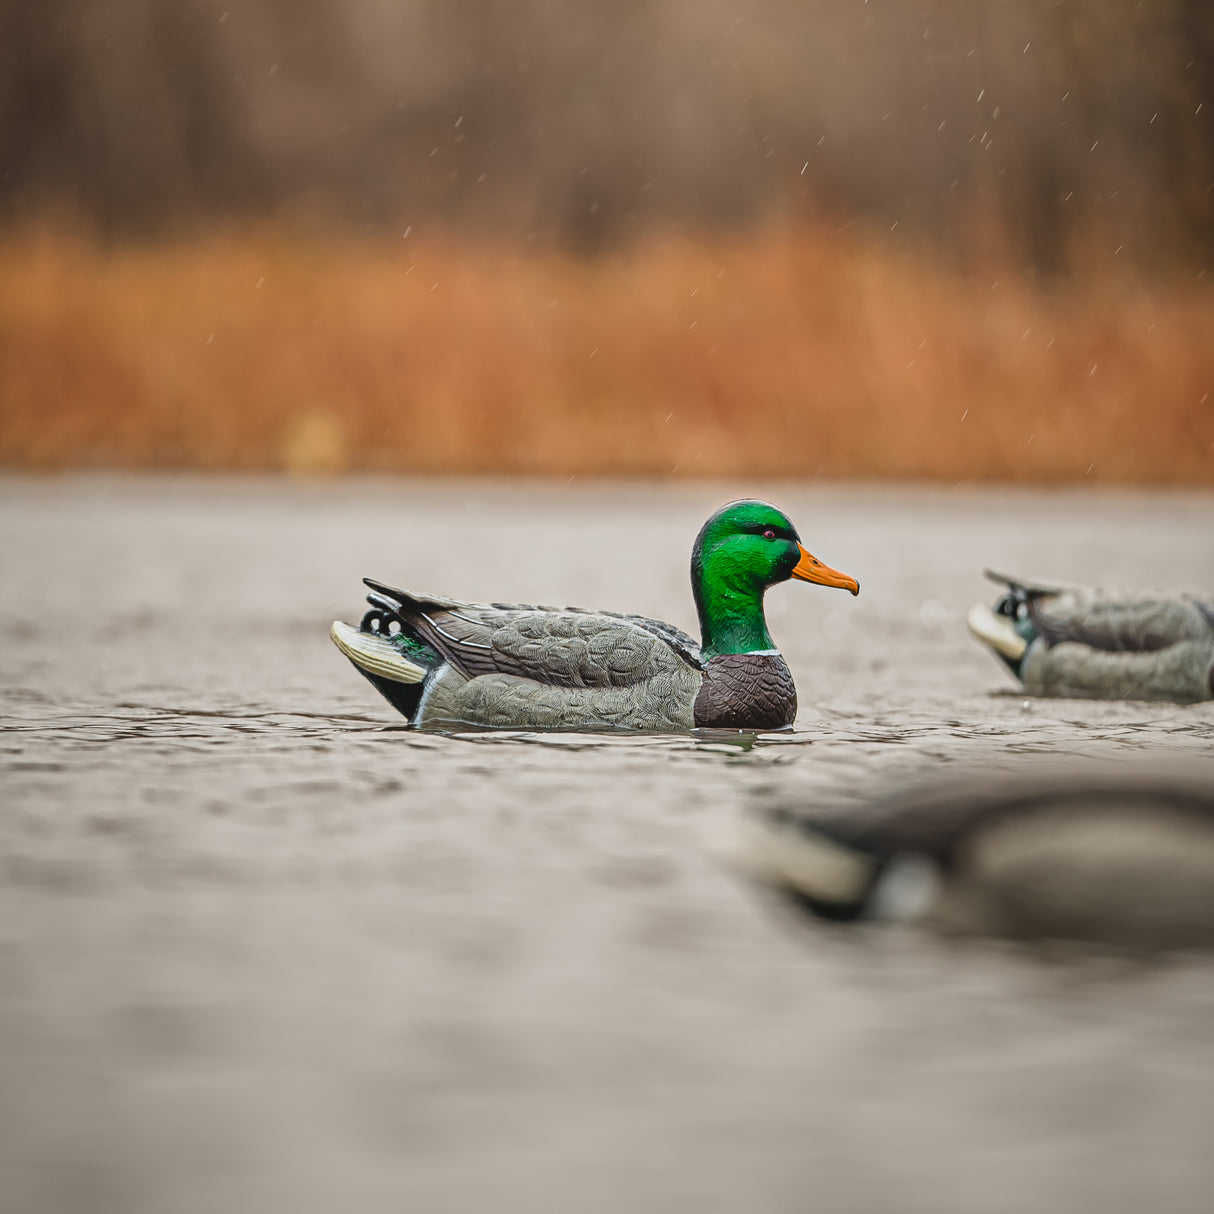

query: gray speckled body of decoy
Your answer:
[967,571,1214,702]
[337,586,709,731]
[330,501,860,732]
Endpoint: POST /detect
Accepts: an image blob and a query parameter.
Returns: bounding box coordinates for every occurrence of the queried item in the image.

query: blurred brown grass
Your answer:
[1,224,1212,484]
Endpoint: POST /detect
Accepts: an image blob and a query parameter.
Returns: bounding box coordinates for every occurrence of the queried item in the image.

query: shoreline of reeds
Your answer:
[2,223,1211,484]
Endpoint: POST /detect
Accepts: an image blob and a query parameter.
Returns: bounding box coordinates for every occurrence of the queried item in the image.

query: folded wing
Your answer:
[984,571,1214,653]
[363,578,703,688]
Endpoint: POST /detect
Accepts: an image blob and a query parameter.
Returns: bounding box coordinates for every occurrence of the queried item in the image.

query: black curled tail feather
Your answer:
[356,582,446,723]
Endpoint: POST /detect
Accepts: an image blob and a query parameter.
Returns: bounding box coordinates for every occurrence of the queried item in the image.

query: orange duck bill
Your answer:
[792,545,860,595]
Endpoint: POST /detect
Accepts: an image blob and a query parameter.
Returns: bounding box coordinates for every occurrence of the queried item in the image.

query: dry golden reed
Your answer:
[1,224,1211,483]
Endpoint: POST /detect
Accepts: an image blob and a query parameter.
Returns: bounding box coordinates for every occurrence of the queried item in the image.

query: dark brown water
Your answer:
[3,477,1214,1213]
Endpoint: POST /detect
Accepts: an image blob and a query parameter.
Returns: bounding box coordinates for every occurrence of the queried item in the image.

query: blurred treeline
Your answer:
[2,0,1211,270]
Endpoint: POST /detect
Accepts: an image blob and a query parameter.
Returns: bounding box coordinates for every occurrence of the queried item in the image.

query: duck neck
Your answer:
[692,558,777,659]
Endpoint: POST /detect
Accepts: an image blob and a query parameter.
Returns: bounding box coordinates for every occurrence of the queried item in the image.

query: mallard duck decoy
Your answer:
[330,500,859,731]
[739,763,1214,947]
[967,570,1214,702]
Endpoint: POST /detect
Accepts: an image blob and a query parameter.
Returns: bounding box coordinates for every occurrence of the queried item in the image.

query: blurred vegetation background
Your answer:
[0,0,1211,481]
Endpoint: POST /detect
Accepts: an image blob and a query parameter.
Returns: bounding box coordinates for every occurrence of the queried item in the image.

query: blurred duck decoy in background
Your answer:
[330,500,858,731]
[967,571,1214,702]
[737,763,1214,949]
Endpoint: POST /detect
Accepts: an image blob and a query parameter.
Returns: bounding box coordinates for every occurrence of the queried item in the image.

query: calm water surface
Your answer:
[3,477,1214,1213]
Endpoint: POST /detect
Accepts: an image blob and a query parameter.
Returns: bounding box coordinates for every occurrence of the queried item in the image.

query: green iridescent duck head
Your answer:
[691,500,859,658]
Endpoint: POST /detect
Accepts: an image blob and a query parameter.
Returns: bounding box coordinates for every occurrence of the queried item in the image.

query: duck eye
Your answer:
[763,529,776,540]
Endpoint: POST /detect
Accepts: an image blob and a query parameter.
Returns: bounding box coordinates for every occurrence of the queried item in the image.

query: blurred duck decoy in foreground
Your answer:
[967,570,1214,702]
[738,763,1214,949]
[331,500,858,731]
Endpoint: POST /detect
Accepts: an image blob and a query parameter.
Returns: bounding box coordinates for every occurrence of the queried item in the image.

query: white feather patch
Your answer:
[967,604,1028,659]
[330,621,426,684]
